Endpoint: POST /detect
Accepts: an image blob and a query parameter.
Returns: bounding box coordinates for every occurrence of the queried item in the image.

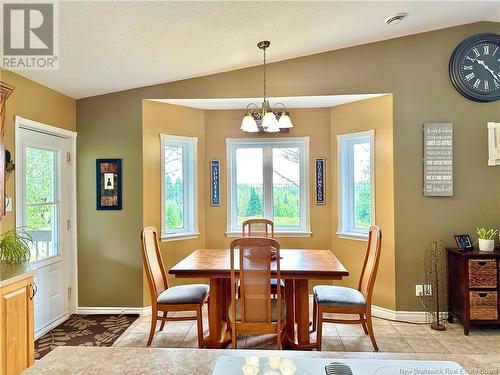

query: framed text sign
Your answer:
[96,159,122,210]
[423,123,453,197]
[210,160,220,206]
[315,158,326,204]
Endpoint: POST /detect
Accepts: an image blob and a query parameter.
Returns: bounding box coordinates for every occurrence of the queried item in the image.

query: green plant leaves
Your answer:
[476,227,498,240]
[0,228,33,264]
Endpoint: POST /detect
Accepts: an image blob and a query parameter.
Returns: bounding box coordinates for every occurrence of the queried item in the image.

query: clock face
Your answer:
[449,33,500,102]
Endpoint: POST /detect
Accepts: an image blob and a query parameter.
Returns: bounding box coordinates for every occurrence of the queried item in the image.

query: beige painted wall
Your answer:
[330,95,395,309]
[0,69,75,233]
[77,22,500,310]
[142,100,206,306]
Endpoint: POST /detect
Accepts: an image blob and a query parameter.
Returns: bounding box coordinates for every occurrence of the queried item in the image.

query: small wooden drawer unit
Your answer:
[447,248,500,335]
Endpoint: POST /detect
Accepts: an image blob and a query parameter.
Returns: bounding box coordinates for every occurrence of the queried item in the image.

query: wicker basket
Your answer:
[470,291,498,320]
[468,260,497,288]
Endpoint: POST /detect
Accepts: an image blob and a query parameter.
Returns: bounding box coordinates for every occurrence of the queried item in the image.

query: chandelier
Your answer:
[240,41,293,133]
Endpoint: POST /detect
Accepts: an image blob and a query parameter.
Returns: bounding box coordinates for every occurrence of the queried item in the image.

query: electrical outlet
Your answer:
[415,285,423,296]
[423,284,432,296]
[5,197,12,212]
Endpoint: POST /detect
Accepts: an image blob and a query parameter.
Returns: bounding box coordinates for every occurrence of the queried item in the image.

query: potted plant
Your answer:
[0,228,33,264]
[476,228,498,252]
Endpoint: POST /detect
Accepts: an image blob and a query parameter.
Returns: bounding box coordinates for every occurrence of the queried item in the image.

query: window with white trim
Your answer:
[226,137,310,236]
[337,130,375,240]
[161,134,198,240]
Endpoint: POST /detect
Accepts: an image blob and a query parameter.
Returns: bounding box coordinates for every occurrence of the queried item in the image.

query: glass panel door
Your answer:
[25,147,59,261]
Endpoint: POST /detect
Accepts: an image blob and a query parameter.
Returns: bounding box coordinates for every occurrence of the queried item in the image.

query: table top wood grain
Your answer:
[169,249,349,280]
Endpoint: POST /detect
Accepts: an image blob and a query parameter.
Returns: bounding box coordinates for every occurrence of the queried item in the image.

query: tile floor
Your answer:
[114,300,500,354]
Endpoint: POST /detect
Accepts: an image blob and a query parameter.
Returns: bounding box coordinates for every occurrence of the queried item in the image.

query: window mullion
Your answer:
[263,145,273,220]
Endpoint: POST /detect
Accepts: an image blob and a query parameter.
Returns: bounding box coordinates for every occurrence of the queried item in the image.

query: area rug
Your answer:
[35,314,139,359]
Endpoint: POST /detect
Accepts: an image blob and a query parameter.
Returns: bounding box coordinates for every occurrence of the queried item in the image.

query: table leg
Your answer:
[284,279,295,341]
[203,278,231,348]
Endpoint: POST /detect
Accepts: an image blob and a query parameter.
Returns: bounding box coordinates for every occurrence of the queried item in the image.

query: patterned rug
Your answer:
[35,314,139,359]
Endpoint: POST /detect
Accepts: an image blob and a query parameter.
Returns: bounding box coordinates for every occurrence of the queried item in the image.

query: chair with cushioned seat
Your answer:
[312,226,382,351]
[229,237,286,349]
[141,226,209,347]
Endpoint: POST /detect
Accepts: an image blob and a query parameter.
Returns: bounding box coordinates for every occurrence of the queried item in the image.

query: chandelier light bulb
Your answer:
[240,114,259,132]
[263,112,280,132]
[278,113,293,129]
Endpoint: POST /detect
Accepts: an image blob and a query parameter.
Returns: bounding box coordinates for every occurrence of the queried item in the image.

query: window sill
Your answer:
[225,231,312,238]
[336,231,368,241]
[161,232,200,242]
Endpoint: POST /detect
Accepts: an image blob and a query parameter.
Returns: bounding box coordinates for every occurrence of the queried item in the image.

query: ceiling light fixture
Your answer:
[240,41,293,133]
[385,12,408,26]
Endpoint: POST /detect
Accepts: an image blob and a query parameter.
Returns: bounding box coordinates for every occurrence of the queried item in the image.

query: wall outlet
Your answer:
[415,285,423,296]
[5,197,12,212]
[423,284,432,296]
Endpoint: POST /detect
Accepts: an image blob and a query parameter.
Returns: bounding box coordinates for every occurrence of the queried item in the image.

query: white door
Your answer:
[16,128,70,337]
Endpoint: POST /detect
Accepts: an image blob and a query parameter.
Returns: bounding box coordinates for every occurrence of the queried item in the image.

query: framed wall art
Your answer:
[96,159,122,210]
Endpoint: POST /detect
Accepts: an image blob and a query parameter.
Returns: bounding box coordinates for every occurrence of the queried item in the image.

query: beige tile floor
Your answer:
[114,300,500,354]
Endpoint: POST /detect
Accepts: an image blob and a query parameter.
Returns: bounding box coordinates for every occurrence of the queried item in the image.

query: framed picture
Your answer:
[315,158,326,205]
[96,159,122,210]
[210,160,220,206]
[454,234,473,250]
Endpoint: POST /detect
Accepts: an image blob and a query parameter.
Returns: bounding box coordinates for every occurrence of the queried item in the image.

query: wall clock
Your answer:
[449,33,500,103]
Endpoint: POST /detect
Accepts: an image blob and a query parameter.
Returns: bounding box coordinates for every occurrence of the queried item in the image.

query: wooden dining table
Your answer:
[169,248,348,350]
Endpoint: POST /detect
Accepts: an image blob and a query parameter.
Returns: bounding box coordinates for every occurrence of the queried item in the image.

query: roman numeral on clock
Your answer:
[484,81,489,90]
[472,48,480,57]
[465,72,475,81]
[483,45,489,55]
[473,79,481,89]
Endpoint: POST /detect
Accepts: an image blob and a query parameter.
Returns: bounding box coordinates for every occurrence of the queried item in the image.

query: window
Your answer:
[337,130,375,240]
[161,134,198,241]
[226,137,310,236]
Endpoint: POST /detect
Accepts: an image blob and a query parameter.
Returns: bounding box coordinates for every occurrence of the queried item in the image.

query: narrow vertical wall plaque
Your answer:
[423,123,453,196]
[315,158,326,204]
[211,160,220,206]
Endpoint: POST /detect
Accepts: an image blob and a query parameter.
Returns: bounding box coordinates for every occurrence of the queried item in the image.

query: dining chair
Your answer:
[242,219,282,297]
[141,226,209,347]
[312,225,382,351]
[242,218,274,238]
[229,237,286,349]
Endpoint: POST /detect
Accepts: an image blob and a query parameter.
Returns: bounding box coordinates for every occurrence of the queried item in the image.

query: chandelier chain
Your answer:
[263,46,266,101]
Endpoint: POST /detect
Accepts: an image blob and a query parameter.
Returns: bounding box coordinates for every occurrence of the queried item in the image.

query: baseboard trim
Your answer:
[35,313,70,340]
[77,306,151,316]
[77,304,436,324]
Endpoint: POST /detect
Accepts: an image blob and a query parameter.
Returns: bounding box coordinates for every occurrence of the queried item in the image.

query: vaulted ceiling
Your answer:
[12,1,500,99]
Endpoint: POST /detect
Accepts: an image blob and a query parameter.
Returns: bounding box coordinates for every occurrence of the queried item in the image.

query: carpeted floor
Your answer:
[35,314,139,359]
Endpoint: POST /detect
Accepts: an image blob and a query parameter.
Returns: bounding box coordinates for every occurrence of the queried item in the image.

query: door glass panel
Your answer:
[236,148,263,225]
[26,148,55,204]
[353,142,371,229]
[25,147,59,262]
[165,145,184,230]
[272,147,300,227]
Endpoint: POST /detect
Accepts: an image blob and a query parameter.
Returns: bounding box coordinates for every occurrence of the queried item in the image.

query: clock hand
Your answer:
[474,59,500,83]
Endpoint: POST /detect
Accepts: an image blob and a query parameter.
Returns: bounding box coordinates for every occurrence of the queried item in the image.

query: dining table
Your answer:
[169,248,349,350]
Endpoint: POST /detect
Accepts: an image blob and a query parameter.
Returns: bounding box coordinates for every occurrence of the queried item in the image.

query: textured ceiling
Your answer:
[10,1,500,99]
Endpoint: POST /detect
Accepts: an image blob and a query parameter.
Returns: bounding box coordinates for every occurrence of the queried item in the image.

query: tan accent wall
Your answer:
[0,69,75,233]
[330,95,395,309]
[142,100,206,306]
[77,22,500,310]
[204,108,331,251]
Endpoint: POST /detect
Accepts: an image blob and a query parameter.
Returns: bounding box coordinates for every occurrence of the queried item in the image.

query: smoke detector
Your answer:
[385,13,408,26]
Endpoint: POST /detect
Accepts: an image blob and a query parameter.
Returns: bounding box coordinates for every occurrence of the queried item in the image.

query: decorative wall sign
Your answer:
[488,122,500,166]
[315,158,326,204]
[96,159,122,210]
[423,123,453,197]
[210,160,220,206]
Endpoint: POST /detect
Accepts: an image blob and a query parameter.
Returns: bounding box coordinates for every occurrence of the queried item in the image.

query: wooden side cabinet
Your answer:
[0,275,35,375]
[447,248,500,335]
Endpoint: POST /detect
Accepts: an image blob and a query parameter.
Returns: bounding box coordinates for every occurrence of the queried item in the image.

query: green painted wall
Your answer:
[76,22,500,310]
